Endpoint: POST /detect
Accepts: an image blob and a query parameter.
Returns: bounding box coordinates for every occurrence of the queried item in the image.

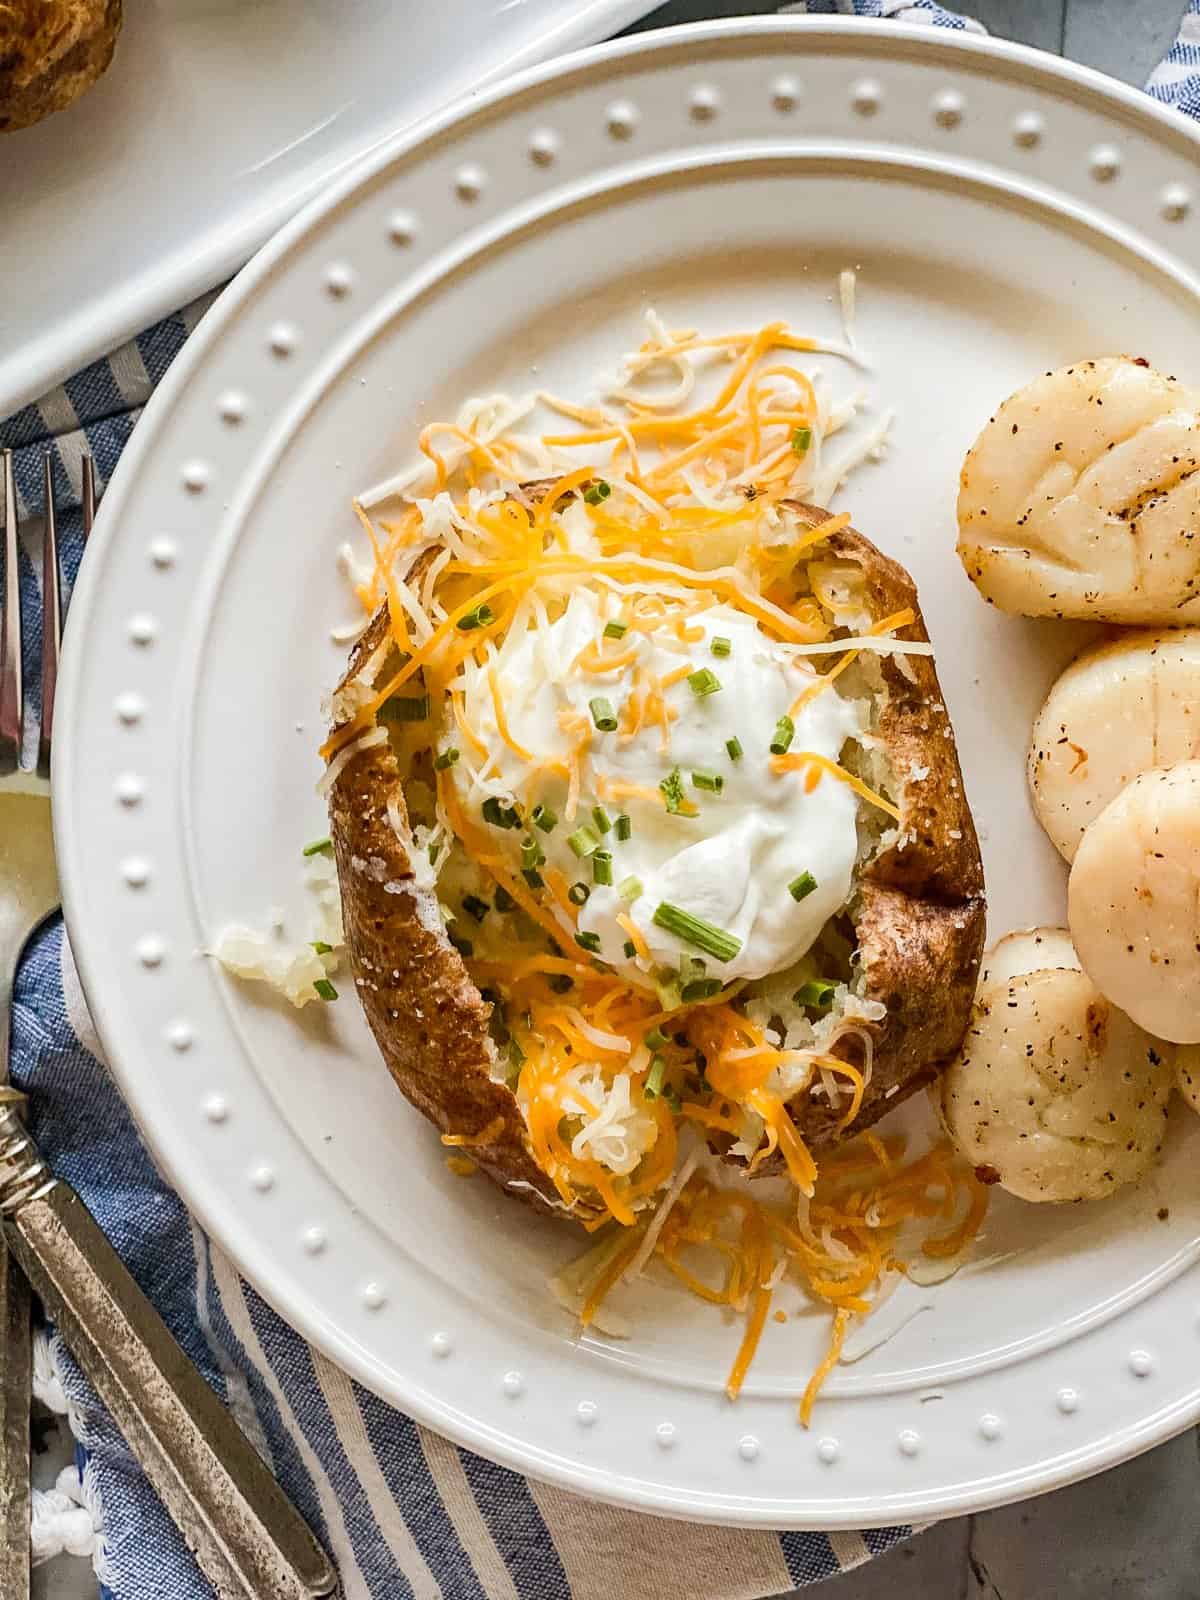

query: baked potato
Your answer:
[1,0,121,133]
[957,356,1200,623]
[326,491,986,1219]
[1029,628,1200,862]
[940,927,1173,1202]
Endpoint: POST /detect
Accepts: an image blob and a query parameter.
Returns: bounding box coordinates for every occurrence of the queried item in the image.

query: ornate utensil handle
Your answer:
[0,1099,338,1600]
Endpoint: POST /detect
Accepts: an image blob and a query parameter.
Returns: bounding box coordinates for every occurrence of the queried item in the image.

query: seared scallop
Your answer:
[1029,629,1200,861]
[1068,761,1200,1043]
[957,357,1200,622]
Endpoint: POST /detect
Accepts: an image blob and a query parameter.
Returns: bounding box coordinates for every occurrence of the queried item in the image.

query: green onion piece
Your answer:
[645,1026,669,1050]
[770,715,795,755]
[521,836,545,870]
[617,875,643,902]
[691,770,724,794]
[313,979,338,1002]
[660,767,686,814]
[434,747,460,771]
[506,1038,526,1083]
[682,977,723,1003]
[644,1055,667,1098]
[710,636,732,658]
[521,868,544,890]
[311,940,333,955]
[378,693,430,723]
[591,805,612,834]
[589,697,618,732]
[567,825,600,858]
[725,737,743,762]
[591,850,613,887]
[547,973,574,995]
[456,602,495,632]
[428,841,441,866]
[663,1086,683,1113]
[493,885,515,914]
[794,979,837,1012]
[792,425,812,454]
[583,480,612,505]
[623,940,637,959]
[652,901,742,964]
[687,667,722,698]
[574,930,602,954]
[568,882,591,906]
[788,871,818,902]
[532,803,558,832]
[615,813,632,841]
[302,837,333,857]
[482,796,518,829]
[603,619,628,639]
[462,894,490,923]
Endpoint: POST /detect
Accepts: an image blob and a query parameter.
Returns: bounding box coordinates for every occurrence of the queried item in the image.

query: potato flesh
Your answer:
[1068,761,1200,1043]
[957,357,1200,622]
[1029,630,1200,861]
[940,964,1171,1202]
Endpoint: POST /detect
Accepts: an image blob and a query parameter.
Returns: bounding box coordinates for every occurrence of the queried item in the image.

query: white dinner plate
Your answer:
[55,19,1200,1527]
[0,0,651,419]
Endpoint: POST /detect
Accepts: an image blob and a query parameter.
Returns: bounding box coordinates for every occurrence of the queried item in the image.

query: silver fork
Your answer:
[0,451,338,1599]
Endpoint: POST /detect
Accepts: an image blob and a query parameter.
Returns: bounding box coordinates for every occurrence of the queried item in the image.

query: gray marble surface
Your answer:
[32,0,1193,1596]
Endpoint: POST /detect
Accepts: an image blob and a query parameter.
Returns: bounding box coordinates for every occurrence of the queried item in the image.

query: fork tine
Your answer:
[81,456,96,543]
[37,456,61,781]
[0,450,22,777]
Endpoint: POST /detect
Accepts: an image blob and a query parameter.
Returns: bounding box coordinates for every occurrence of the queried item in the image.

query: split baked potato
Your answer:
[325,494,986,1218]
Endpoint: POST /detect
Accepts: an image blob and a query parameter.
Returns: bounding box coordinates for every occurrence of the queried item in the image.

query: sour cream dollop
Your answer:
[449,589,864,983]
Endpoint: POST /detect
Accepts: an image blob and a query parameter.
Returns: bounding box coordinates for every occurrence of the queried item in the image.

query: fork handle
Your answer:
[0,1124,337,1599]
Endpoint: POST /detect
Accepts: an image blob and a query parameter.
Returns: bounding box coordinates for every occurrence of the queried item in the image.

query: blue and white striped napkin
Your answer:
[5,3,1198,1595]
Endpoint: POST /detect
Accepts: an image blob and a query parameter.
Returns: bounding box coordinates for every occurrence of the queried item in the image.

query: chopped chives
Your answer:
[434,747,460,771]
[589,697,618,732]
[788,871,818,902]
[591,805,612,834]
[682,977,722,1002]
[792,425,812,454]
[482,796,518,829]
[725,737,743,762]
[378,693,429,723]
[574,930,602,954]
[623,939,637,959]
[521,836,545,870]
[663,1086,683,1113]
[687,667,722,698]
[644,1026,668,1050]
[770,715,795,755]
[710,636,732,658]
[691,770,724,794]
[603,619,628,639]
[462,894,490,922]
[568,882,591,906]
[456,602,495,632]
[644,1055,667,1098]
[493,885,516,913]
[567,825,600,858]
[532,803,558,833]
[311,941,333,955]
[547,973,574,994]
[508,1034,526,1067]
[615,813,632,841]
[428,841,441,866]
[521,868,544,890]
[302,837,333,857]
[617,875,643,902]
[313,979,338,1002]
[583,480,612,505]
[591,850,613,887]
[660,767,686,814]
[651,901,742,964]
[794,979,837,1012]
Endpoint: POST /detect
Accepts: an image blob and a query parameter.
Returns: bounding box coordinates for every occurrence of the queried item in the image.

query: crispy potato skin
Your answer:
[328,504,985,1204]
[0,0,121,133]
